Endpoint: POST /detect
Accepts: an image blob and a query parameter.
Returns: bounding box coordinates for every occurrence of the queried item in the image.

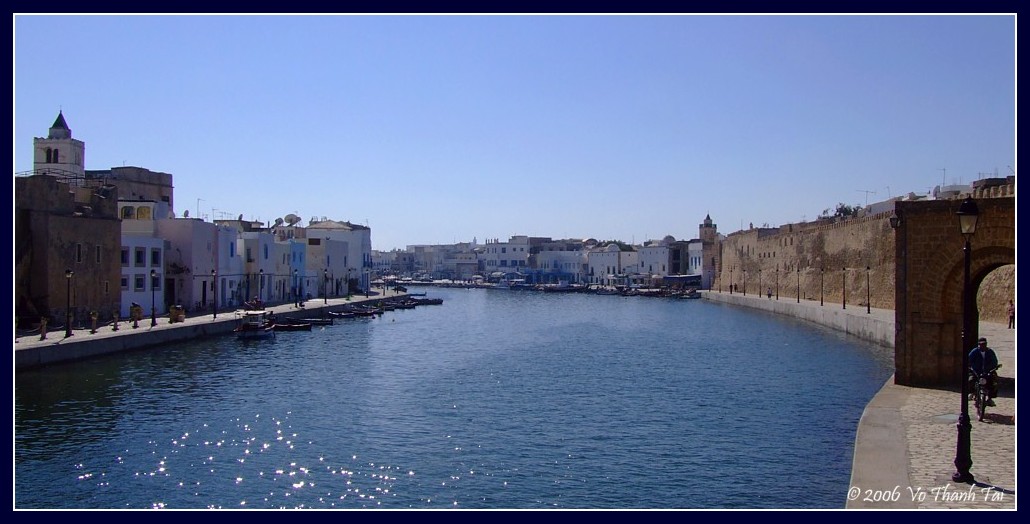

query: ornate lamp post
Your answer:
[294,269,299,307]
[775,268,779,300]
[150,269,158,327]
[65,269,74,338]
[211,269,217,319]
[729,267,734,294]
[758,269,762,297]
[259,269,264,303]
[323,269,329,305]
[953,196,979,484]
[743,269,747,296]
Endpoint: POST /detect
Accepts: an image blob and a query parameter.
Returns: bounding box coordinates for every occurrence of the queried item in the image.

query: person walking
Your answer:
[1007,299,1015,329]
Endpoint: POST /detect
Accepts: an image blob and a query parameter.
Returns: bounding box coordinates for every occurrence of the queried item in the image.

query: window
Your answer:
[96,245,102,264]
[104,281,110,294]
[122,207,135,219]
[53,149,59,163]
[150,248,161,267]
[135,247,146,267]
[308,238,321,246]
[137,207,152,220]
[121,248,130,266]
[121,276,129,290]
[134,274,145,291]
[151,274,161,290]
[76,243,83,263]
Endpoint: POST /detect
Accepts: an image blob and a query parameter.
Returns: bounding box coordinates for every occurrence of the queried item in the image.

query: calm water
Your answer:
[15,288,893,509]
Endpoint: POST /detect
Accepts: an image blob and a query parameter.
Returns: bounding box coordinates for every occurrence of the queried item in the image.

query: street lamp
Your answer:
[294,269,299,307]
[729,267,734,294]
[842,267,847,310]
[324,269,328,305]
[211,269,217,319]
[796,267,800,303]
[150,269,158,327]
[743,269,747,296]
[759,269,762,297]
[866,266,871,314]
[775,268,779,300]
[64,269,74,338]
[259,269,264,303]
[820,266,824,306]
[953,196,979,484]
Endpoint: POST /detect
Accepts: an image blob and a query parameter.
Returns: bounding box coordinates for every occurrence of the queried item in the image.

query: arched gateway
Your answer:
[893,197,1015,387]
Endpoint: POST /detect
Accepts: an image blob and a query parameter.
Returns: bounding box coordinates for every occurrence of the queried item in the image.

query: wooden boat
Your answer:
[234,310,275,340]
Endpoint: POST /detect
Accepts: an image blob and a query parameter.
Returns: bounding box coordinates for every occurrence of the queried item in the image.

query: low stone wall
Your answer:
[701,291,895,348]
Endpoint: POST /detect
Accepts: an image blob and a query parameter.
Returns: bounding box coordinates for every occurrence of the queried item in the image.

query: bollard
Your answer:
[90,311,98,334]
[112,313,119,331]
[39,317,48,340]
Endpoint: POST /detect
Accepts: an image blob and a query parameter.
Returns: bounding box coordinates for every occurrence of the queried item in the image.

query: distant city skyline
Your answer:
[14,14,1015,250]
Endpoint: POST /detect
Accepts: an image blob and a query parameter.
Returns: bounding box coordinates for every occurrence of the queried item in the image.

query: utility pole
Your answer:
[856,189,876,206]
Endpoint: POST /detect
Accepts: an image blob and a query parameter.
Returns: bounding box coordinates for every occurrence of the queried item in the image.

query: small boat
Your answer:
[235,310,275,340]
[327,310,356,319]
[272,322,312,331]
[296,317,334,326]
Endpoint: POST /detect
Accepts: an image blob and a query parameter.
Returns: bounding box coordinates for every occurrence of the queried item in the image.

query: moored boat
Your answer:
[234,310,276,340]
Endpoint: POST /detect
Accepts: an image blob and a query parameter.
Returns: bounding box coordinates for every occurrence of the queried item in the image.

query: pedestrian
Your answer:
[1007,300,1015,329]
[767,287,772,299]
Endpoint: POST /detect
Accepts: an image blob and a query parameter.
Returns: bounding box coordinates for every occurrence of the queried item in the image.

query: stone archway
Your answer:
[894,197,1015,387]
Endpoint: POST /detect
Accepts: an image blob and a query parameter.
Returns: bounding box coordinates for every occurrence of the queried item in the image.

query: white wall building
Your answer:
[155,217,218,313]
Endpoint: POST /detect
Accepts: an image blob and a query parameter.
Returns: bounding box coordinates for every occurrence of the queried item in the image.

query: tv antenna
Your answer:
[856,189,876,206]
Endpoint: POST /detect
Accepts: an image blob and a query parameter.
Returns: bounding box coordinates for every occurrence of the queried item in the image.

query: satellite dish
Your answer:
[274,217,284,226]
[183,209,190,218]
[238,213,244,221]
[285,214,301,226]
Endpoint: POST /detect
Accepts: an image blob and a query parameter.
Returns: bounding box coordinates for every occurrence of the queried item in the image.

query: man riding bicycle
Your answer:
[968,337,1000,407]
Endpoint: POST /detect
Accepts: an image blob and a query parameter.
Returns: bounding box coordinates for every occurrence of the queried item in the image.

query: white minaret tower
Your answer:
[33,110,85,178]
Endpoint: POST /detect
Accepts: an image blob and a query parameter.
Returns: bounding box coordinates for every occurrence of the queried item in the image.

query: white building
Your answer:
[479,236,531,274]
[155,216,219,313]
[586,243,638,286]
[119,199,169,318]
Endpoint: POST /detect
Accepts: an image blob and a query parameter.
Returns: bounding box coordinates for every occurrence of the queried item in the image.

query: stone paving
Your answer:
[891,321,1016,510]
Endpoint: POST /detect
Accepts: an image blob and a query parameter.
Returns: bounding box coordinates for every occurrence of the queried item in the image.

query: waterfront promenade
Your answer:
[702,290,1016,510]
[14,289,407,370]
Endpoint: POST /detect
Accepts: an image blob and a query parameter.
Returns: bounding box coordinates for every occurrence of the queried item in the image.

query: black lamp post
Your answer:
[211,269,217,319]
[796,267,800,303]
[150,269,158,327]
[743,269,747,296]
[259,269,264,303]
[729,267,734,294]
[866,266,871,314]
[758,269,762,297]
[294,269,299,307]
[775,268,779,300]
[324,269,328,305]
[65,269,73,338]
[820,267,824,306]
[953,196,979,484]
[842,267,847,310]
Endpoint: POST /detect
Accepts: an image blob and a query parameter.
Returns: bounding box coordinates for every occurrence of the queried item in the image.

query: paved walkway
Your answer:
[14,288,406,353]
[848,321,1016,510]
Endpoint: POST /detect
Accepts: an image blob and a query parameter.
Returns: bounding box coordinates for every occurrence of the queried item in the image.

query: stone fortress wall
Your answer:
[714,184,1014,323]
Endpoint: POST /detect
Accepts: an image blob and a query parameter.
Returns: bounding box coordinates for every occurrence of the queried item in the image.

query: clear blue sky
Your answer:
[14,14,1015,251]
